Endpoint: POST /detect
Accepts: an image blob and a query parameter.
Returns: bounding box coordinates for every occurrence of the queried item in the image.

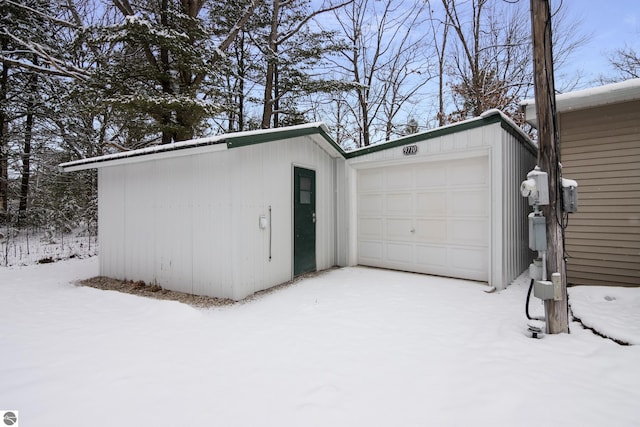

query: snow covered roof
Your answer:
[60,122,344,172]
[60,110,534,171]
[521,78,640,127]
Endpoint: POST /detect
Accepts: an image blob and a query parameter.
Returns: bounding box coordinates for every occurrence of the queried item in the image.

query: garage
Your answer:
[343,110,537,289]
[357,156,490,281]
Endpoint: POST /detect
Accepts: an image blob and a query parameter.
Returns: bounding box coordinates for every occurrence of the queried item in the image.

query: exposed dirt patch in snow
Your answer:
[78,276,235,307]
[77,267,338,308]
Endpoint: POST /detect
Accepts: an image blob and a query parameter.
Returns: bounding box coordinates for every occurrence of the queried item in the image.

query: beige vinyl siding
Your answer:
[559,100,640,286]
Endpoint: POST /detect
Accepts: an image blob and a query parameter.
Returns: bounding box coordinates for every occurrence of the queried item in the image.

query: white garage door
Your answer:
[357,156,490,282]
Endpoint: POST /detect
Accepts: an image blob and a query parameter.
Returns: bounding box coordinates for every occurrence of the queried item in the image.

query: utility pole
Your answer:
[530,0,568,333]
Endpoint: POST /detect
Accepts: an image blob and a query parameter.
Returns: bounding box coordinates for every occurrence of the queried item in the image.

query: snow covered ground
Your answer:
[0,229,97,267]
[1,258,639,427]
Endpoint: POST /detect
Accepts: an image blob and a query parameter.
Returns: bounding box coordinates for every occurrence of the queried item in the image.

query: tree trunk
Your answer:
[160,0,174,143]
[19,58,38,220]
[437,23,448,126]
[273,44,279,128]
[262,0,279,129]
[358,87,370,147]
[0,37,9,219]
[19,107,33,217]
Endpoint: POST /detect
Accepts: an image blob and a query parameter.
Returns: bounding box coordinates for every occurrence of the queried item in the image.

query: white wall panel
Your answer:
[495,129,537,288]
[98,167,125,279]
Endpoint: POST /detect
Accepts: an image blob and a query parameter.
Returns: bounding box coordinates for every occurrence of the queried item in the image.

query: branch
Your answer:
[192,0,263,88]
[0,56,84,79]
[217,0,264,53]
[278,0,353,45]
[0,33,90,81]
[6,0,78,29]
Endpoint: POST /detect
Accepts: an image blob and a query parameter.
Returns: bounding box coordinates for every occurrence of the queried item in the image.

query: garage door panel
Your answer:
[416,192,447,215]
[415,219,447,242]
[449,247,487,280]
[449,218,488,245]
[415,164,447,187]
[386,242,415,263]
[359,218,383,239]
[386,218,414,240]
[415,245,448,267]
[358,170,383,191]
[449,191,488,216]
[385,167,413,189]
[357,156,490,282]
[359,241,383,261]
[386,193,413,214]
[359,194,383,214]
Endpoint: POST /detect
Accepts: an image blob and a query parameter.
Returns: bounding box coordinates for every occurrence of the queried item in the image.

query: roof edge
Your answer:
[226,122,346,158]
[345,109,534,158]
[60,122,346,171]
[60,137,229,172]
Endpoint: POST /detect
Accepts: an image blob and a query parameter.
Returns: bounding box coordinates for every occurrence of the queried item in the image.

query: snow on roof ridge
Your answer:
[480,109,534,144]
[520,78,640,110]
[60,122,330,169]
[347,109,531,155]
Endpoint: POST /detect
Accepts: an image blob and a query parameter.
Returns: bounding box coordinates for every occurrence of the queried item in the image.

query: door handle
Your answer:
[312,212,316,223]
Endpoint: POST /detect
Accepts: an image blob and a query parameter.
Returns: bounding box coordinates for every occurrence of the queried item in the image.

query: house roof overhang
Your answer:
[520,78,640,128]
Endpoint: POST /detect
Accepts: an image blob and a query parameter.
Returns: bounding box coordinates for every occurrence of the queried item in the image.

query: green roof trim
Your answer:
[344,111,534,158]
[226,124,346,157]
[60,112,534,172]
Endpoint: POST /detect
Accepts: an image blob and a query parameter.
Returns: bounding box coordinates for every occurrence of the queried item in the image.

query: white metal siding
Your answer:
[226,135,337,299]
[99,152,236,298]
[98,167,126,280]
[496,129,537,287]
[97,134,337,300]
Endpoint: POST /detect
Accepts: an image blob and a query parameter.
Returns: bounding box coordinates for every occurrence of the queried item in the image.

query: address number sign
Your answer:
[403,145,418,155]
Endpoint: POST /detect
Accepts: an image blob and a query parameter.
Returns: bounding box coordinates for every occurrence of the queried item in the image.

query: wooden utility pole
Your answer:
[530,0,568,333]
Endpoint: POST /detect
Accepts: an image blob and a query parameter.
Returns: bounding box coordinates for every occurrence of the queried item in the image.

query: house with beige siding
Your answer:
[521,78,640,287]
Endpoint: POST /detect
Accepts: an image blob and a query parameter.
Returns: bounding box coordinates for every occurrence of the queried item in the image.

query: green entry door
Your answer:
[293,167,316,276]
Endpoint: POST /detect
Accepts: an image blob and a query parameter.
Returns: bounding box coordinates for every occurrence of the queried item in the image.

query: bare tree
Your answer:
[427,1,451,127]
[608,46,640,80]
[258,0,351,129]
[442,0,532,122]
[328,0,433,147]
[440,0,586,125]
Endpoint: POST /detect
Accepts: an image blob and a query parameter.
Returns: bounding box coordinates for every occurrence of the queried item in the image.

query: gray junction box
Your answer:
[563,185,578,213]
[528,213,547,251]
